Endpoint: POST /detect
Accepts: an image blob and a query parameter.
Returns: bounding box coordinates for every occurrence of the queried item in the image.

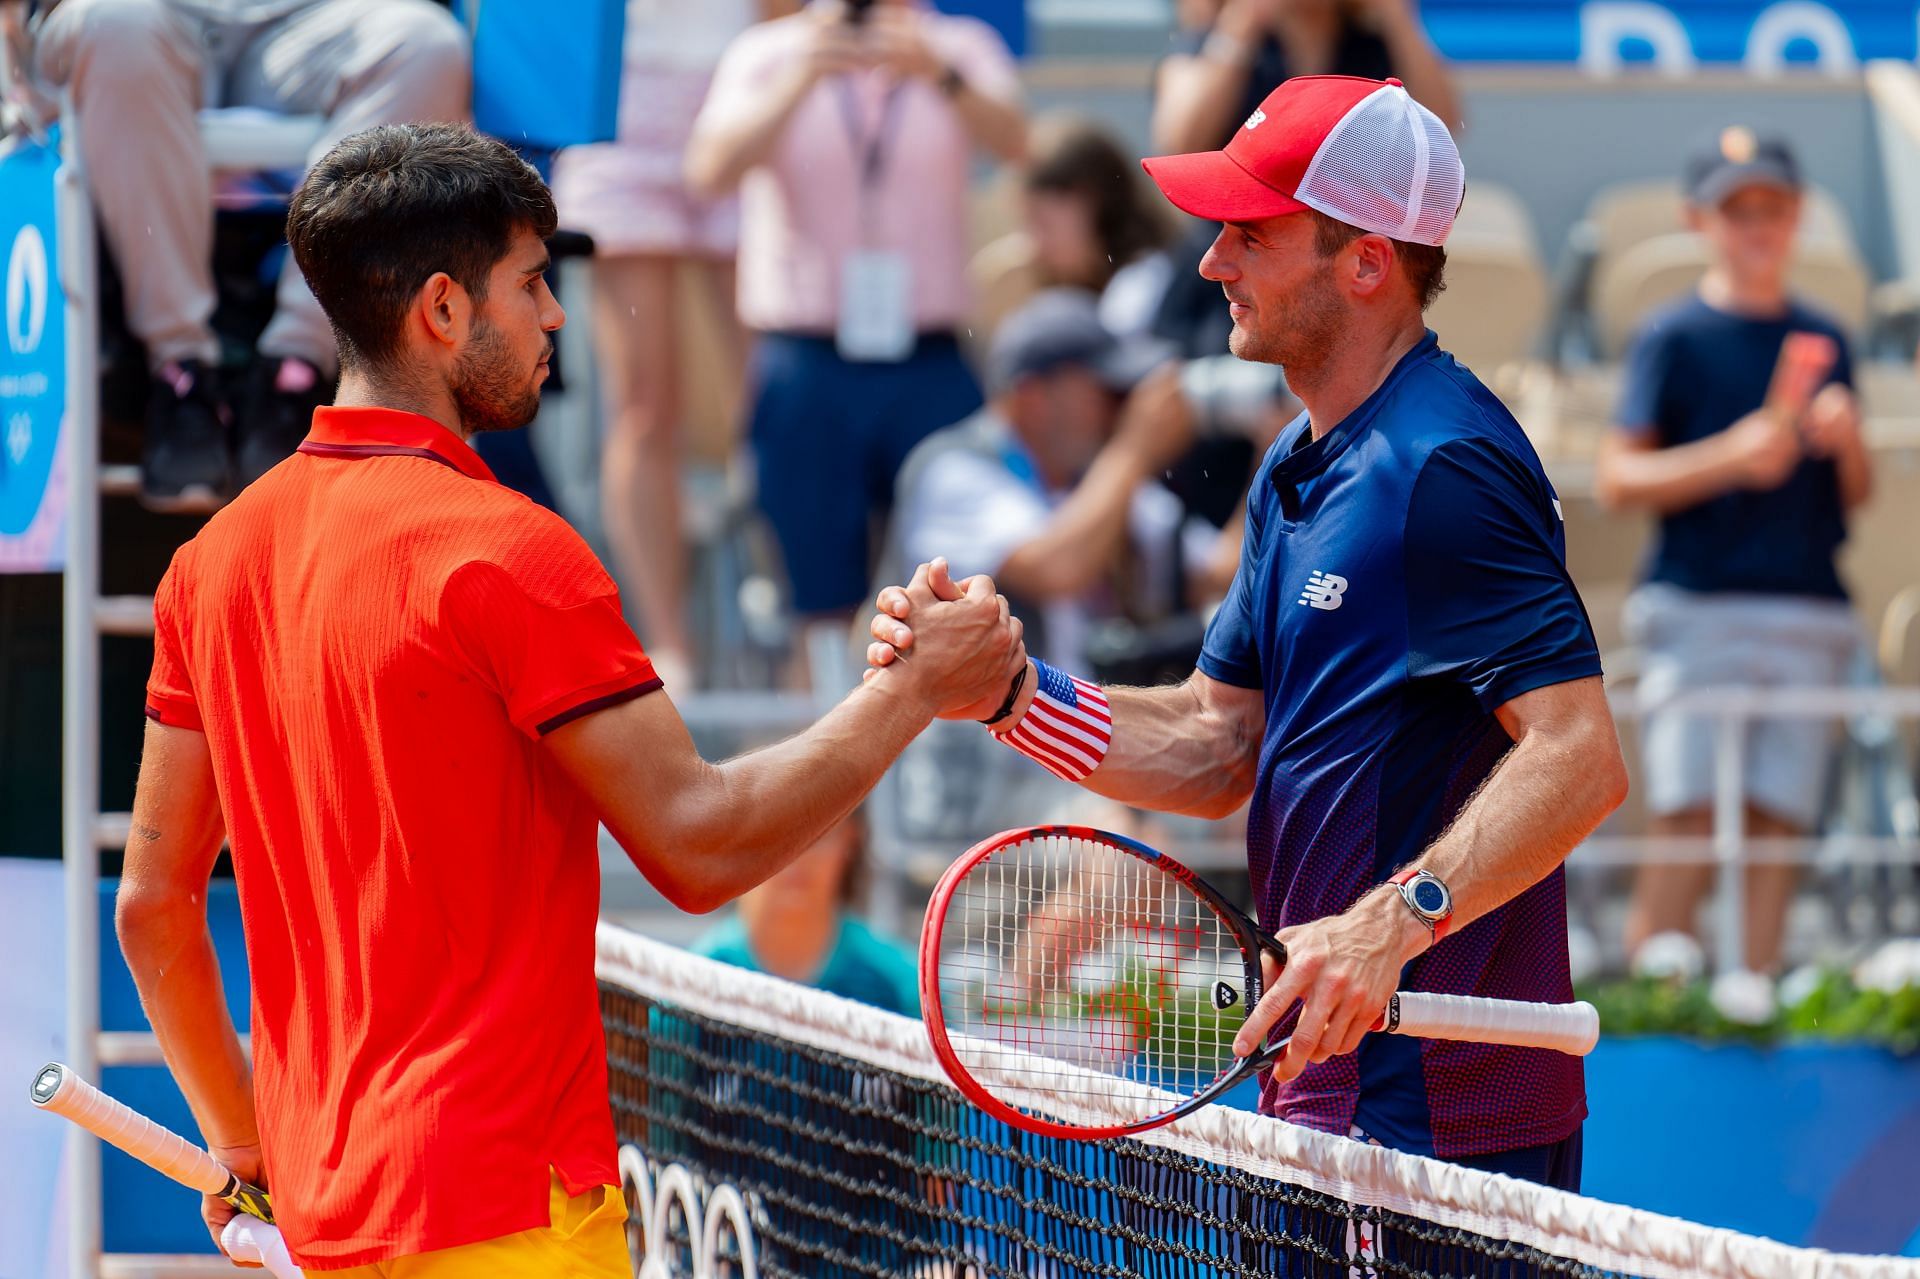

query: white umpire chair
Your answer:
[59,106,312,1279]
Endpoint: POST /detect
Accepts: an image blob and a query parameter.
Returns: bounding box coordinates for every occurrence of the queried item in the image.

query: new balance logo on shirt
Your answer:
[1299,570,1348,611]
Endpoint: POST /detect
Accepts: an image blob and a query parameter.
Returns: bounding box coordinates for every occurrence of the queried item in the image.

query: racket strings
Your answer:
[938,834,1252,1128]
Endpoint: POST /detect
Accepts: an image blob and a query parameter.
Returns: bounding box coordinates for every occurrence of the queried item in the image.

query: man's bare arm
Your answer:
[547,571,1022,912]
[1242,675,1628,1080]
[116,721,260,1230]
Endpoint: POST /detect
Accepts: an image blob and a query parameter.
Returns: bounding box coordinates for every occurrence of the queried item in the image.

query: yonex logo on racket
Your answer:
[1213,981,1240,1010]
[1299,570,1348,611]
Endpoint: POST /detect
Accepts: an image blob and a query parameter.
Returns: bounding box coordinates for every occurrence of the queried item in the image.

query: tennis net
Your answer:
[596,922,1914,1279]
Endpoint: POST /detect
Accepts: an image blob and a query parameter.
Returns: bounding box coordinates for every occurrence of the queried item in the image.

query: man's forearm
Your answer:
[995,671,1260,819]
[1152,54,1252,155]
[997,446,1149,601]
[117,899,256,1150]
[698,678,935,892]
[1405,692,1626,930]
[683,67,815,198]
[1836,428,1873,510]
[584,673,941,913]
[949,80,1026,162]
[1596,427,1747,514]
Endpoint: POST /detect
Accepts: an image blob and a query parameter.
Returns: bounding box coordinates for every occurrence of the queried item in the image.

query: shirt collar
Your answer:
[1270,329,1439,488]
[300,406,498,483]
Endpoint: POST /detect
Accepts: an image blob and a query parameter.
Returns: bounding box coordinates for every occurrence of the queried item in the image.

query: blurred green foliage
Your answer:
[1579,971,1920,1053]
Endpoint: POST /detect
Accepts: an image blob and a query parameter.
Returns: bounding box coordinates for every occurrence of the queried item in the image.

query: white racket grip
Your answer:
[1381,993,1600,1056]
[223,1215,304,1279]
[28,1062,231,1196]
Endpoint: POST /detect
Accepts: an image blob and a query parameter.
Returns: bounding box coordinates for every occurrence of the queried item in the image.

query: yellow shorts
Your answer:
[326,1172,629,1278]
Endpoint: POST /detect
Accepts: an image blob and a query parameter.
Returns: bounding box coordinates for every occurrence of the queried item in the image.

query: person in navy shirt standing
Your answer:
[1598,131,1872,979]
[864,75,1627,1189]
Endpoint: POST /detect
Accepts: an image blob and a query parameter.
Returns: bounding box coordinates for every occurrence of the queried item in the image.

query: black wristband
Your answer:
[979,662,1028,728]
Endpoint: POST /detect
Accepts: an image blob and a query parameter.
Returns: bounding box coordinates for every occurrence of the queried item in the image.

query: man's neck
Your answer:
[1291,315,1428,441]
[333,368,467,439]
[1698,268,1789,319]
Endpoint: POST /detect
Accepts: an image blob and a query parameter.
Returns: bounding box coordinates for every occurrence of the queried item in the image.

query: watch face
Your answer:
[1410,878,1448,916]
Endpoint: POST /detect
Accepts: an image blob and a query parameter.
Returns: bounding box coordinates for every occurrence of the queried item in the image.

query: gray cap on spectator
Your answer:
[1686,127,1801,206]
[987,289,1173,396]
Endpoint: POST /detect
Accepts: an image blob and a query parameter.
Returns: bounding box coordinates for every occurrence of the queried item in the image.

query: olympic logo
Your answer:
[620,1144,760,1279]
[5,224,47,357]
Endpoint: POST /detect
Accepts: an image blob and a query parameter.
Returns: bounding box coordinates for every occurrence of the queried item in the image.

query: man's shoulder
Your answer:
[1629,292,1723,349]
[1392,351,1535,459]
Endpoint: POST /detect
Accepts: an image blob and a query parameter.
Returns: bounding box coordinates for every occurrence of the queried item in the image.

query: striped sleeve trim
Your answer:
[993,660,1111,782]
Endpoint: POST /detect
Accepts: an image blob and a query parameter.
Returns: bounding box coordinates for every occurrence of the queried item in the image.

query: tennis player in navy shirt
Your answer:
[866,76,1627,1190]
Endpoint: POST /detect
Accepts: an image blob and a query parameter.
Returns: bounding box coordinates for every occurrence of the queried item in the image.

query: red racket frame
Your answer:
[919,824,1282,1140]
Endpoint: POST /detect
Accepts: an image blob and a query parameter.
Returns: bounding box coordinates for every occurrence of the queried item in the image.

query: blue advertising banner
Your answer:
[455,0,627,150]
[0,131,67,573]
[1421,0,1916,71]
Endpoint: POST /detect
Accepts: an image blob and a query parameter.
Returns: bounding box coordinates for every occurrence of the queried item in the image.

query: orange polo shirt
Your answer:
[145,407,659,1269]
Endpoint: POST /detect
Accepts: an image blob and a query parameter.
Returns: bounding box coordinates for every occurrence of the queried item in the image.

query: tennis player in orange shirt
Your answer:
[117,122,1024,1277]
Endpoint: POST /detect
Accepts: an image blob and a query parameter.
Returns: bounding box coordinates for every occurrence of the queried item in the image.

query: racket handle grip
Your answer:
[29,1062,233,1197]
[1378,993,1600,1056]
[223,1216,305,1279]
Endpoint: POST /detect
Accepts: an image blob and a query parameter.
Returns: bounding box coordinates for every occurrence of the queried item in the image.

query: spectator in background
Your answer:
[1018,115,1179,337]
[1598,131,1873,978]
[884,291,1199,675]
[692,810,918,1014]
[869,291,1199,840]
[1152,0,1461,156]
[684,0,1026,666]
[30,0,470,509]
[551,0,787,689]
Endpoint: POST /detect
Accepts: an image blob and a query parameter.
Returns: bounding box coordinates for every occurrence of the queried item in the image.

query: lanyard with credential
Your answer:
[836,76,908,242]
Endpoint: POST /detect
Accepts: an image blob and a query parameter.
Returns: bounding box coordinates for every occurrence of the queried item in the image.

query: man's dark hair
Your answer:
[286,123,559,370]
[1306,209,1448,312]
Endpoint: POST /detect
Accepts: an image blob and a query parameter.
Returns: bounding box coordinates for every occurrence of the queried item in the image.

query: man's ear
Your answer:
[415,271,471,353]
[1347,234,1396,300]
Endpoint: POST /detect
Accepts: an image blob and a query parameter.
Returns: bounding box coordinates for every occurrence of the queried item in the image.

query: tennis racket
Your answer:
[29,1062,303,1278]
[919,826,1600,1139]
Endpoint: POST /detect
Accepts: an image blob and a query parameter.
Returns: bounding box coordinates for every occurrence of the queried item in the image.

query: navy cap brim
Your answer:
[1692,160,1800,207]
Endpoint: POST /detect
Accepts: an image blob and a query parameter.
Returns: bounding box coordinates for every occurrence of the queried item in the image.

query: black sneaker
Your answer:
[236,356,332,490]
[141,360,231,512]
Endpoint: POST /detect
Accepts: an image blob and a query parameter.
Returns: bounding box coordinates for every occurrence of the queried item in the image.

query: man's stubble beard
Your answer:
[1228,267,1349,378]
[451,319,542,434]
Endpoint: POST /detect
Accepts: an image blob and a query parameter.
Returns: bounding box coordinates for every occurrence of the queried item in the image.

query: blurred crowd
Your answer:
[8,0,1914,1001]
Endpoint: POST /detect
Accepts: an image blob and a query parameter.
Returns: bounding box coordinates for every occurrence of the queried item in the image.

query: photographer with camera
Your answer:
[685,0,1026,676]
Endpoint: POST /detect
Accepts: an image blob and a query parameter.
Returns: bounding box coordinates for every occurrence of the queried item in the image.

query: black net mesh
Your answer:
[603,981,1628,1279]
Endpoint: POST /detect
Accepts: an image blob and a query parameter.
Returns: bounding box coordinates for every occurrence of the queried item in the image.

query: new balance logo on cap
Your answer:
[1299,571,1348,611]
[1244,109,1267,130]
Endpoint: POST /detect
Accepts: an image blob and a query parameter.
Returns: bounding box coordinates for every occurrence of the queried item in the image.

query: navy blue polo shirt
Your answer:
[1615,293,1853,599]
[1200,330,1602,1159]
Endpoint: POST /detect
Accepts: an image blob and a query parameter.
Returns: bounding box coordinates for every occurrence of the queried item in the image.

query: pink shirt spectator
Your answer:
[697,10,1021,334]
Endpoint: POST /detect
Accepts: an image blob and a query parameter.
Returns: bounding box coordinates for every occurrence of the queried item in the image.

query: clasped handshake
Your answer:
[860,557,1032,725]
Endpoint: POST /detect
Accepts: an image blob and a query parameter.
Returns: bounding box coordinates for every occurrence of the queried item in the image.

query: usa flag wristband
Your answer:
[990,659,1112,782]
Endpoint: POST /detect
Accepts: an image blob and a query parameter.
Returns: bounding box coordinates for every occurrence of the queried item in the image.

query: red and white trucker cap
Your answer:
[1142,75,1464,248]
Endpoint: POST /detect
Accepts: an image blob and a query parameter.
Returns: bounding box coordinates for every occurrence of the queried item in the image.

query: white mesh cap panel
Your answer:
[1295,85,1463,247]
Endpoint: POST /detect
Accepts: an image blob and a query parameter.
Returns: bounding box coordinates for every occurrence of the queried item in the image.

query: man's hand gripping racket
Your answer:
[29,1062,302,1277]
[919,827,1598,1139]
